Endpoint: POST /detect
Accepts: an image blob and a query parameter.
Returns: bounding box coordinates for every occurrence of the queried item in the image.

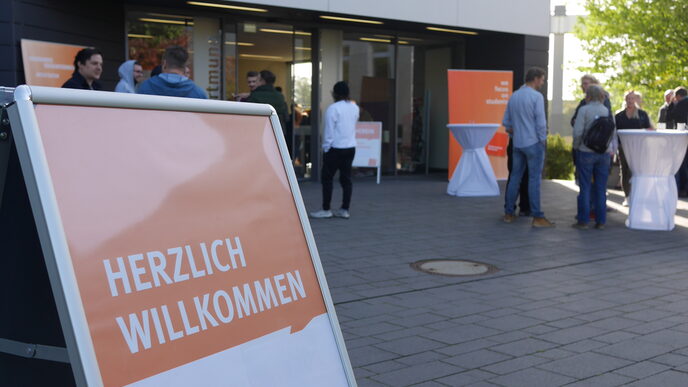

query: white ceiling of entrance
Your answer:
[233,24,310,63]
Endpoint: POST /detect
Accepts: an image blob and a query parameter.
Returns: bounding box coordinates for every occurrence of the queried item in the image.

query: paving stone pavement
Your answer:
[299,174,688,386]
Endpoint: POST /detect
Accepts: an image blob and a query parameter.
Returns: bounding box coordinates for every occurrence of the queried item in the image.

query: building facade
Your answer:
[0,0,549,180]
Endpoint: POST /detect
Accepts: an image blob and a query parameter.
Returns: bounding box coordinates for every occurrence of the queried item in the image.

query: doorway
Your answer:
[233,22,314,178]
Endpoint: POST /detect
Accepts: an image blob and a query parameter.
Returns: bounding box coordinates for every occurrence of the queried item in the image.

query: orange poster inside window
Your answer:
[447,70,513,179]
[21,40,85,87]
[34,105,347,386]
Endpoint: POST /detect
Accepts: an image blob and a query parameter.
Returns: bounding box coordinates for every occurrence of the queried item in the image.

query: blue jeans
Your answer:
[576,151,611,224]
[505,141,546,218]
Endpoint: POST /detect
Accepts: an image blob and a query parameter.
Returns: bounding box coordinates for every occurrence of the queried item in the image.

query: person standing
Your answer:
[667,87,688,127]
[502,67,554,227]
[115,60,144,93]
[505,135,531,216]
[668,87,688,195]
[61,47,103,90]
[233,71,262,102]
[615,91,652,204]
[310,81,359,219]
[246,70,288,130]
[657,89,675,128]
[570,74,612,126]
[570,74,612,220]
[137,46,207,99]
[572,85,615,230]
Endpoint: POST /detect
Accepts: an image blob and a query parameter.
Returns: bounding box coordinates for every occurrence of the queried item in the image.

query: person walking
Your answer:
[310,81,359,219]
[572,85,615,230]
[137,46,207,99]
[615,90,652,205]
[502,67,554,227]
[115,60,144,93]
[62,47,103,90]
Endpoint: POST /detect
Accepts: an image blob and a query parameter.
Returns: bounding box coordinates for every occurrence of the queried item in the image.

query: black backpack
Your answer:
[583,115,616,153]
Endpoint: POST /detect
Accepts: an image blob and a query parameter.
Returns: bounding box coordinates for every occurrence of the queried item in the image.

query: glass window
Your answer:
[343,34,395,172]
[127,12,194,78]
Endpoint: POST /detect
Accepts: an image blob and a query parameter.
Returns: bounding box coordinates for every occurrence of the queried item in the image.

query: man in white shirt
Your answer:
[310,81,359,219]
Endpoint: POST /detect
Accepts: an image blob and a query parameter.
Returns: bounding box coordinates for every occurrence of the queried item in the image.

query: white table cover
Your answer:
[447,124,500,196]
[618,129,688,230]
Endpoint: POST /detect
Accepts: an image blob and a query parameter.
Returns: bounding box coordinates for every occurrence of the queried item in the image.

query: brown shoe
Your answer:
[594,223,605,230]
[532,217,555,228]
[503,214,516,223]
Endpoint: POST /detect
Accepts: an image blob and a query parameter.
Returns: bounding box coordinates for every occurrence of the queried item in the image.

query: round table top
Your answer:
[447,123,501,129]
[618,129,688,136]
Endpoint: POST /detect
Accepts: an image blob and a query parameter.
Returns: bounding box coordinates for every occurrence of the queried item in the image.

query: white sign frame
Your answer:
[6,85,356,387]
[352,121,383,184]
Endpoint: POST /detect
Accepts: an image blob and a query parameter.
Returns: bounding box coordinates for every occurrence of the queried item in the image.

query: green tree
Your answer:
[574,0,688,116]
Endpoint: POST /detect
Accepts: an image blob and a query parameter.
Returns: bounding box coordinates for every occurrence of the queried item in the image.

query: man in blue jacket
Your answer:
[138,46,207,99]
[502,67,554,228]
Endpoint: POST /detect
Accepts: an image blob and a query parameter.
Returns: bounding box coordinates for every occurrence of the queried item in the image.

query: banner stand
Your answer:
[1,86,356,387]
[1,87,77,386]
[353,121,383,184]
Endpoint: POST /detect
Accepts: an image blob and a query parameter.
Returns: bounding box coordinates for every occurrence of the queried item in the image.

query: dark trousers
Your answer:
[506,138,530,213]
[322,147,355,210]
[676,150,688,195]
[618,146,631,197]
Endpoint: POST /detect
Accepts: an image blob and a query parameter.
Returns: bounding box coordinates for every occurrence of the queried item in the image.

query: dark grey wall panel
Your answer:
[1,0,125,89]
[465,33,526,88]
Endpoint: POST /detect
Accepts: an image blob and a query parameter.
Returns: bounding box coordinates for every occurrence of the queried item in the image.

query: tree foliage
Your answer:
[575,0,688,115]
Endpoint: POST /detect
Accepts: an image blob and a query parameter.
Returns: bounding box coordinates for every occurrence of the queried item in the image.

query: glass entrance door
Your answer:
[233,22,313,179]
[342,34,395,173]
[291,31,313,179]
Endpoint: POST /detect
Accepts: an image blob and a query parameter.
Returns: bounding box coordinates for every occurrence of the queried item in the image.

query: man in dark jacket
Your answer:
[570,75,612,127]
[668,87,688,195]
[657,89,675,128]
[61,48,103,90]
[247,70,288,129]
[137,46,207,99]
[668,87,688,126]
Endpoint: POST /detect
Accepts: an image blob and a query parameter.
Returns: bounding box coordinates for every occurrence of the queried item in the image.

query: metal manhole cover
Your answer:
[410,259,498,277]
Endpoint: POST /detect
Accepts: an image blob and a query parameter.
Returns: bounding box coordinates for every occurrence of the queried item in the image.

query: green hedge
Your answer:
[545,134,574,180]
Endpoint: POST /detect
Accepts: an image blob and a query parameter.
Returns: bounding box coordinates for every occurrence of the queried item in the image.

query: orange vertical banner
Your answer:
[447,70,513,180]
[21,39,85,87]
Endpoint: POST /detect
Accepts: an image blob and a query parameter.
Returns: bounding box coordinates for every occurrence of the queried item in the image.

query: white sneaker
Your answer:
[309,209,333,218]
[622,198,629,207]
[333,208,350,219]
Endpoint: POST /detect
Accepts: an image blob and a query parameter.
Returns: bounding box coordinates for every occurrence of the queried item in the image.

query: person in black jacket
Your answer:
[668,87,688,195]
[61,47,103,90]
[615,91,652,204]
[667,87,688,127]
[570,75,612,219]
[570,75,612,127]
[657,89,675,128]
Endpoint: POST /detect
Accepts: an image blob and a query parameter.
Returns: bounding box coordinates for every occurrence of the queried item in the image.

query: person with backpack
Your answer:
[572,85,617,229]
[570,74,613,220]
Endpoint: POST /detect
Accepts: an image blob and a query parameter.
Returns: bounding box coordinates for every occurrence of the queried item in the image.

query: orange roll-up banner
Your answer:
[21,39,85,87]
[447,70,513,180]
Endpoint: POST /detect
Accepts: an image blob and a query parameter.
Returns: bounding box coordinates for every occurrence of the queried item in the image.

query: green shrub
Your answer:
[545,134,574,180]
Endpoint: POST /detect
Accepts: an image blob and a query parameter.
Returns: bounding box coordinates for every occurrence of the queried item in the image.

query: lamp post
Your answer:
[550,5,578,135]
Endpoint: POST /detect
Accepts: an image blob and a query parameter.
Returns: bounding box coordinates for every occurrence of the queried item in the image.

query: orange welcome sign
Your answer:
[29,103,349,386]
[21,39,85,87]
[447,70,513,179]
